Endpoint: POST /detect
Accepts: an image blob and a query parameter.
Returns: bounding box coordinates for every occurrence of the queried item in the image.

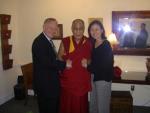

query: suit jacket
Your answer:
[32,33,65,98]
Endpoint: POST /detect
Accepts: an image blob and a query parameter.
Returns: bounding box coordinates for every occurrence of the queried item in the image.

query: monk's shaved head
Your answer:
[72,19,85,30]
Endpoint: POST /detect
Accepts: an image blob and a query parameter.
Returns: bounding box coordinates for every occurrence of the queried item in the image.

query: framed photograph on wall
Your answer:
[53,24,63,40]
[88,18,103,24]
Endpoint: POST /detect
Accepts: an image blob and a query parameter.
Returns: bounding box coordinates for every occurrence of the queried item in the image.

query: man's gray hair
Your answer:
[44,18,57,24]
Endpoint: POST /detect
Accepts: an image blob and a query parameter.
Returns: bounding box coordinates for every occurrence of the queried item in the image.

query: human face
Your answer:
[43,21,58,39]
[72,22,84,39]
[90,24,103,40]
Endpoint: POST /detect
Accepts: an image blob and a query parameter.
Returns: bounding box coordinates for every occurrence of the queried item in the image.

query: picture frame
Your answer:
[112,11,150,56]
[53,24,63,40]
[88,18,103,24]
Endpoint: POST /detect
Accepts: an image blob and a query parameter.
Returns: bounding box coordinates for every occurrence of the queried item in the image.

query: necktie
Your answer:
[49,40,57,57]
[50,40,55,48]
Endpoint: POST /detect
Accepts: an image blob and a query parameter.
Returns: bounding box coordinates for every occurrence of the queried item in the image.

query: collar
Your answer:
[43,32,52,42]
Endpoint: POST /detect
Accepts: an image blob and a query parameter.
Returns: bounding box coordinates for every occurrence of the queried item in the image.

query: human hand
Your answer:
[66,59,72,69]
[81,58,87,68]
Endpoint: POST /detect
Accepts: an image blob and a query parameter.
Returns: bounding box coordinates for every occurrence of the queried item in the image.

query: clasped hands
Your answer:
[66,58,88,69]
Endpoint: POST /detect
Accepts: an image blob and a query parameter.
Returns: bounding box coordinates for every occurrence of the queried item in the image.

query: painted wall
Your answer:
[0,0,22,105]
[0,0,150,106]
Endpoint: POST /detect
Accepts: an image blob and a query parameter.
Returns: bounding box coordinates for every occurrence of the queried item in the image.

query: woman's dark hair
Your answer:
[88,20,106,40]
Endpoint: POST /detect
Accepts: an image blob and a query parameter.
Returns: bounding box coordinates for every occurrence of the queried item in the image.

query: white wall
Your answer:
[0,65,22,105]
[0,0,22,105]
[0,0,150,106]
[112,83,150,106]
[16,0,150,64]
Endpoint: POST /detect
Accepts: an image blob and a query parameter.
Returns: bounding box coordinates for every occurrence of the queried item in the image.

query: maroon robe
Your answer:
[59,36,92,113]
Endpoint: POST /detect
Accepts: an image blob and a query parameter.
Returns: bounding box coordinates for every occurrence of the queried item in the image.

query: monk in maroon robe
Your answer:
[58,19,92,113]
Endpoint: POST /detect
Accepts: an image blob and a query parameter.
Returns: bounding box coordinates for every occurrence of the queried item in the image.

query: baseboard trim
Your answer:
[0,93,14,105]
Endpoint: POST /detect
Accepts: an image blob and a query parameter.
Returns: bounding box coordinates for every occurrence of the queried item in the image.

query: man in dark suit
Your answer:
[135,23,148,48]
[32,18,66,113]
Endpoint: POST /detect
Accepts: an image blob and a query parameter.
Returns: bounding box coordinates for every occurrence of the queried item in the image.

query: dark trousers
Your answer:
[37,95,59,113]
